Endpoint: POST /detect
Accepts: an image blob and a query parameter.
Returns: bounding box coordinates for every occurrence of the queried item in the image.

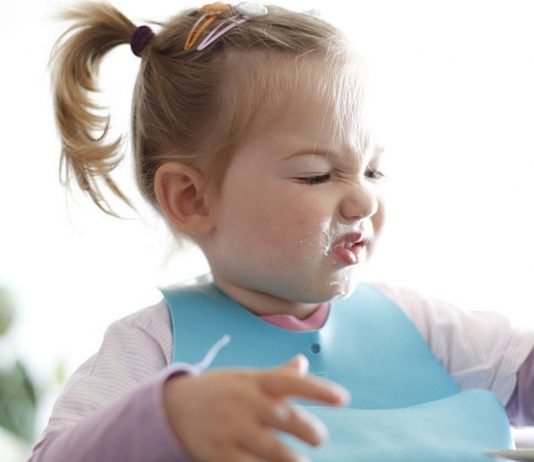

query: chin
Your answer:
[326,283,359,301]
[325,270,363,301]
[294,276,360,304]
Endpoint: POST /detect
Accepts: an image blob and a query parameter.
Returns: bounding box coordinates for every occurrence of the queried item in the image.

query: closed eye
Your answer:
[295,173,331,185]
[365,168,385,180]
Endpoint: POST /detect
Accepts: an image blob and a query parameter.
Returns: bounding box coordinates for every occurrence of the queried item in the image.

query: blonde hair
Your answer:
[51,2,362,217]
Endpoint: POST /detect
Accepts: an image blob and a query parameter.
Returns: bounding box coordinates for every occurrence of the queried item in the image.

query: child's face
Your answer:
[202,79,385,313]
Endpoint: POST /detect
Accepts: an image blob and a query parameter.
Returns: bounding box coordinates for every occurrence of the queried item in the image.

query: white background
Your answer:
[1,0,533,454]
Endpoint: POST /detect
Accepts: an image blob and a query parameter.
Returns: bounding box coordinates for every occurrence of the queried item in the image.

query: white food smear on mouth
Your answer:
[321,221,362,256]
[295,221,335,260]
[296,221,364,264]
[321,222,334,256]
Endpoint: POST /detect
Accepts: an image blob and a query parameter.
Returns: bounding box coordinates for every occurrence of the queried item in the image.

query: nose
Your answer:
[340,182,379,221]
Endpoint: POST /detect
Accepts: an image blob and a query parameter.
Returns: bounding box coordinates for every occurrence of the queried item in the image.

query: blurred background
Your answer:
[1,0,533,459]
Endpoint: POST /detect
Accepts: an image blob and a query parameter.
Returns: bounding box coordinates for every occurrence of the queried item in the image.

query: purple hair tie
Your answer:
[130,25,155,57]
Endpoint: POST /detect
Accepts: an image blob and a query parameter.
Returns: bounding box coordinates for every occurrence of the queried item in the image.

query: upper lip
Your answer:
[331,232,367,250]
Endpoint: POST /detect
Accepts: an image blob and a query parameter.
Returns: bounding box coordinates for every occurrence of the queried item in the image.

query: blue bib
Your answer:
[162,282,512,461]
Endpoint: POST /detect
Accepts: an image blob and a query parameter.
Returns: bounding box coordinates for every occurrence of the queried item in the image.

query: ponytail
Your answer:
[50,2,137,216]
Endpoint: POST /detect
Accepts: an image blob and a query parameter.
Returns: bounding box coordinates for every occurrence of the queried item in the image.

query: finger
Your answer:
[262,400,327,447]
[283,354,309,376]
[239,428,310,462]
[219,447,260,462]
[259,372,350,405]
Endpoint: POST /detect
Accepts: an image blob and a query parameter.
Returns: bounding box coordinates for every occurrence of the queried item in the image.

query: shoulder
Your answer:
[368,281,534,403]
[368,281,518,341]
[367,281,442,338]
[113,298,171,336]
[367,279,534,349]
[104,299,173,366]
[43,299,173,434]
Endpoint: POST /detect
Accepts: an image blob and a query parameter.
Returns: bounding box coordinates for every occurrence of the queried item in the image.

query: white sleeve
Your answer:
[372,282,534,405]
[43,301,173,434]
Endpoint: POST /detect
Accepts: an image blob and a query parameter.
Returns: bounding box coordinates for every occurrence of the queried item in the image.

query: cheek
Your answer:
[217,170,333,263]
[267,207,332,266]
[253,207,316,246]
[229,181,306,234]
[240,199,328,262]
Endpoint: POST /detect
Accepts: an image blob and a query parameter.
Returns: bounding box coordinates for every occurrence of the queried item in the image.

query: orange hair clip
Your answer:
[199,2,232,14]
[184,2,232,50]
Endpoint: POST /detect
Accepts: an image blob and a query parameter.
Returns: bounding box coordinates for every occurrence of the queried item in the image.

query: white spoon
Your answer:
[485,449,534,461]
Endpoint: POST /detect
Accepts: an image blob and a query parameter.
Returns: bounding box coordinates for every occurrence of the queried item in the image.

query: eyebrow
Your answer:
[281,148,336,161]
[281,145,385,162]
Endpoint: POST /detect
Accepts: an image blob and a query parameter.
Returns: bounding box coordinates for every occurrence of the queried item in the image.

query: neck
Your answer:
[212,277,322,320]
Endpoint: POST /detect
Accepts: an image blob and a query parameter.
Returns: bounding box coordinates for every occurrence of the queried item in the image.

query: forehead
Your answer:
[221,50,370,155]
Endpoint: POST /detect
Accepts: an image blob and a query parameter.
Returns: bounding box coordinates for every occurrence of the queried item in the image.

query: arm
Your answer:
[507,346,534,426]
[28,302,192,462]
[29,371,191,462]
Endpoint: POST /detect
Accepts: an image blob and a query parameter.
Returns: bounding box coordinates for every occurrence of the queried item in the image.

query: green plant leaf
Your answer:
[0,361,37,442]
[54,360,67,388]
[0,288,15,336]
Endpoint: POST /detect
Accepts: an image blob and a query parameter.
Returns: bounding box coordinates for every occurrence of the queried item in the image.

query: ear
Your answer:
[154,162,215,237]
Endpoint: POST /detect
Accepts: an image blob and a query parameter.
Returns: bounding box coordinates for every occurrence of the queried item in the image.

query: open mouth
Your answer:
[330,232,368,265]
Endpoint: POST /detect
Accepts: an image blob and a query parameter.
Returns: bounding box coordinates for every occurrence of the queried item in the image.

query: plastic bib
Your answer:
[162,282,512,461]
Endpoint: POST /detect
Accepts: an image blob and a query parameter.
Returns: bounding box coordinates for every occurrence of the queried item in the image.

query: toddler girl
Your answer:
[31,2,534,461]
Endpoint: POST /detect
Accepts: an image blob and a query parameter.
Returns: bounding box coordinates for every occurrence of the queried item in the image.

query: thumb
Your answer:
[284,354,309,376]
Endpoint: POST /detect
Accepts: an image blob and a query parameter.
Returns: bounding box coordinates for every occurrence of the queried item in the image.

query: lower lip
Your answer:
[331,244,364,266]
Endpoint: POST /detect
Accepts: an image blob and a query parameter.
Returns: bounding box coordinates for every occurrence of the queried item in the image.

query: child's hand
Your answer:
[163,354,349,462]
